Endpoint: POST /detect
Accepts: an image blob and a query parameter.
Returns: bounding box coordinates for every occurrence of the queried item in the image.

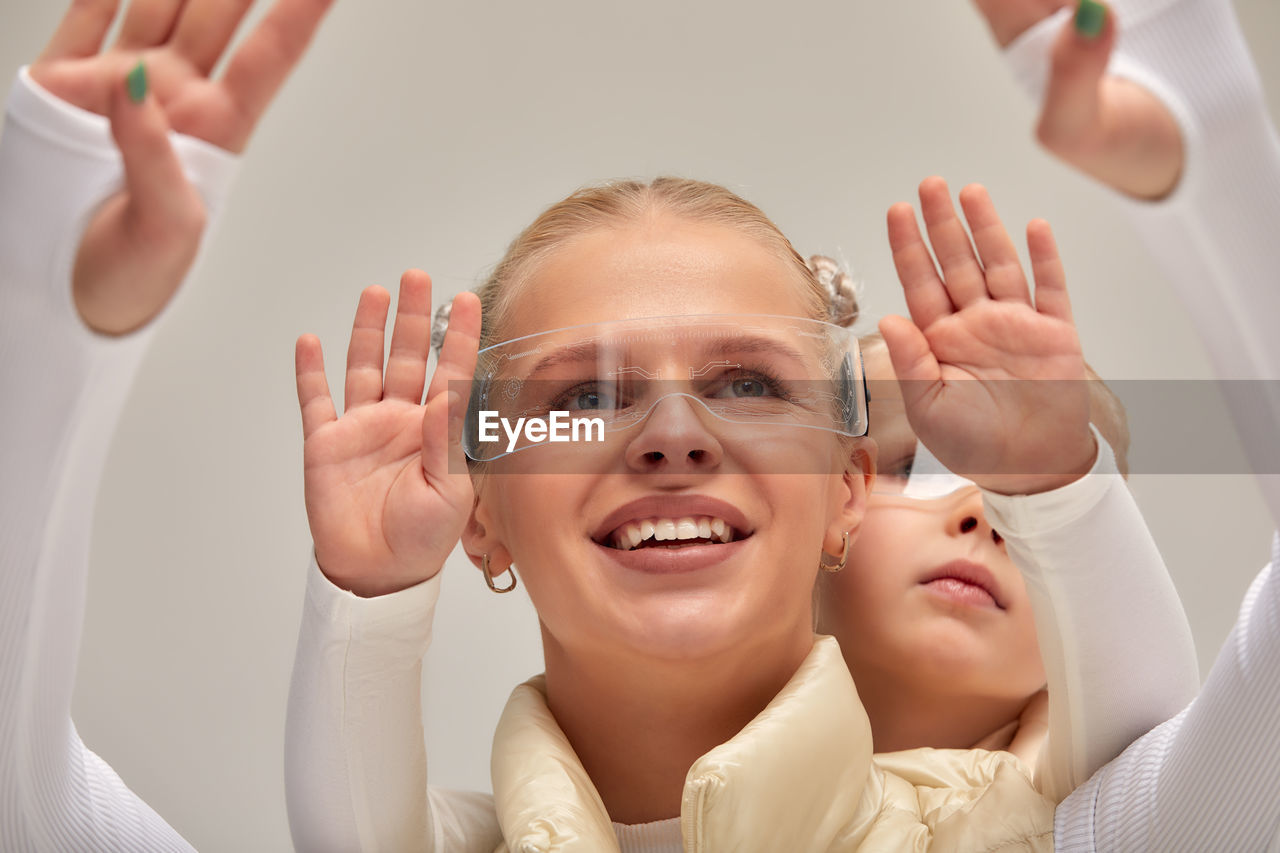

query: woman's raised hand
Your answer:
[29,0,335,334]
[879,177,1095,495]
[969,0,1183,199]
[295,273,482,597]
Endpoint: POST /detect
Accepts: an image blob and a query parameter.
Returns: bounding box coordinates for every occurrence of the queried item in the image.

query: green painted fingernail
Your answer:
[126,60,148,104]
[1074,0,1107,38]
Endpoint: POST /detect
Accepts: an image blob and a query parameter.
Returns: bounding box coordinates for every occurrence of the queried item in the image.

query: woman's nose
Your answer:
[624,394,724,474]
[947,487,1004,546]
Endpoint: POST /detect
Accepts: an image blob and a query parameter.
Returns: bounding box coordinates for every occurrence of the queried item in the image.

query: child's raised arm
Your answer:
[880,177,1198,801]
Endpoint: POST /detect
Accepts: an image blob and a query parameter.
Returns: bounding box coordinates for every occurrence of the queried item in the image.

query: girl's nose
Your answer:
[947,487,1005,546]
[624,394,725,474]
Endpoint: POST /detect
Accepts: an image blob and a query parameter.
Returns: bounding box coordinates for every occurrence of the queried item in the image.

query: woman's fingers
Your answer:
[420,389,468,488]
[1026,218,1074,323]
[344,286,391,411]
[383,270,434,403]
[38,0,120,61]
[958,184,1031,304]
[109,64,205,234]
[218,0,335,145]
[170,0,256,75]
[115,0,187,50]
[296,334,337,439]
[1037,3,1115,153]
[917,176,988,309]
[878,314,943,418]
[424,291,482,403]
[422,293,481,481]
[887,202,952,330]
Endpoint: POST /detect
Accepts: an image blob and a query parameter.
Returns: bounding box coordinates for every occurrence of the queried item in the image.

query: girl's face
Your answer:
[465,215,871,664]
[820,347,1046,706]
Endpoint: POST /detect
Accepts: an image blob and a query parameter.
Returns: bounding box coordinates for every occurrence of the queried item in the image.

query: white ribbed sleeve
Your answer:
[981,432,1199,805]
[285,558,501,853]
[0,69,236,851]
[1001,0,1280,849]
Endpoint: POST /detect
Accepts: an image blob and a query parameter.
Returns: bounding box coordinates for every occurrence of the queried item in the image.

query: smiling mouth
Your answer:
[602,516,746,551]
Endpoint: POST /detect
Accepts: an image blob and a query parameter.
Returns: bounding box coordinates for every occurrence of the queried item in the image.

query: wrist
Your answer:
[314,553,442,599]
[971,430,1098,496]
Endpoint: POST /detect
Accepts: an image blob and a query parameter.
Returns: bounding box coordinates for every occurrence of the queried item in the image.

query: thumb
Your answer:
[108,61,206,240]
[1036,1,1116,152]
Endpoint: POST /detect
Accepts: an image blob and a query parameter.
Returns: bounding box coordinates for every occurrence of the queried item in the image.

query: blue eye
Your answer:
[572,388,610,410]
[709,371,785,400]
[553,383,620,412]
[729,377,768,397]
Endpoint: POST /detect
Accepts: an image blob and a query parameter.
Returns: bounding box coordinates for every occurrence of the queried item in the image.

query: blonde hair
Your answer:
[474,177,835,349]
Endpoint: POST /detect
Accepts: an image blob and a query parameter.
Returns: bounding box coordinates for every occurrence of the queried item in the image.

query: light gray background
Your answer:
[2,1,1278,849]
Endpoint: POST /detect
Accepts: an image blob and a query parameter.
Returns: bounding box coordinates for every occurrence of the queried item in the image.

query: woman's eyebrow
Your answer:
[517,340,602,377]
[703,335,808,366]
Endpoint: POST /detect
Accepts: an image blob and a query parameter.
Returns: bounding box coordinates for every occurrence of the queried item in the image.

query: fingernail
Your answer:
[1074,0,1107,39]
[126,60,148,104]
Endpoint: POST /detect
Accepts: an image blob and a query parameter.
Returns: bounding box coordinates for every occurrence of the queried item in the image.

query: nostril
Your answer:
[644,451,665,464]
[959,516,978,534]
[688,449,706,463]
[992,529,1004,545]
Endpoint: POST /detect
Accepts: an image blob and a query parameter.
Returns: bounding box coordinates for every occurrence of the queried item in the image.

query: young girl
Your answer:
[822,325,1199,794]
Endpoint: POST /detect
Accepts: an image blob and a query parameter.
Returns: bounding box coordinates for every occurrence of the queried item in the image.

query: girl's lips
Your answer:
[918,560,1005,610]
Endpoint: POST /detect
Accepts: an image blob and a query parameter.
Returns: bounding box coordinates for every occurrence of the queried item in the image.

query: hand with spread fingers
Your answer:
[296,274,483,598]
[969,0,1184,199]
[28,0,335,335]
[879,176,1096,496]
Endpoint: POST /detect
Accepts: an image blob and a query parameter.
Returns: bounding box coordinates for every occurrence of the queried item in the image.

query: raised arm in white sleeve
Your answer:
[0,68,236,852]
[982,429,1199,805]
[998,0,1280,848]
[285,559,501,853]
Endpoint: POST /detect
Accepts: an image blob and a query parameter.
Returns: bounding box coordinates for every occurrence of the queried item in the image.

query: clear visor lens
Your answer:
[462,314,868,462]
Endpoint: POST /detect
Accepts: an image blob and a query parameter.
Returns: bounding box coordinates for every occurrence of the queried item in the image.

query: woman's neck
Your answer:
[542,626,813,825]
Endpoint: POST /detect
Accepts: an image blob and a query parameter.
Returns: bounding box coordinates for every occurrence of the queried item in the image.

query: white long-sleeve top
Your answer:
[1000,0,1280,848]
[0,69,237,851]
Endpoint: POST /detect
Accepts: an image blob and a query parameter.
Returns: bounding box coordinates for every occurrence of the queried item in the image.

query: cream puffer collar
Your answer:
[489,636,883,853]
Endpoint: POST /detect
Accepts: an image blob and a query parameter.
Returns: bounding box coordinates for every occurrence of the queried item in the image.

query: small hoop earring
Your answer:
[482,553,518,593]
[819,532,850,573]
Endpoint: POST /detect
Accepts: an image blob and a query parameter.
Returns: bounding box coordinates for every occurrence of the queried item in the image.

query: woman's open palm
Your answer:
[296,272,481,597]
[30,0,335,334]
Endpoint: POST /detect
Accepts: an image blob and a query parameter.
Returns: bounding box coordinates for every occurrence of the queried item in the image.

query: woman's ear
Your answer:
[826,436,876,555]
[462,496,512,573]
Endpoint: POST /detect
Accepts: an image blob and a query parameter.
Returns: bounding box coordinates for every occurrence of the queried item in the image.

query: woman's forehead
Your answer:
[503,220,813,339]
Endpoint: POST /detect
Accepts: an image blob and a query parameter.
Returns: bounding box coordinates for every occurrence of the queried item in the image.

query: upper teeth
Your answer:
[612,516,734,550]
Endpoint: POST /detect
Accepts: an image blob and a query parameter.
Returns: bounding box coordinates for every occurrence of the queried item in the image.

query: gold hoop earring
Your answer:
[819,532,850,573]
[482,553,518,593]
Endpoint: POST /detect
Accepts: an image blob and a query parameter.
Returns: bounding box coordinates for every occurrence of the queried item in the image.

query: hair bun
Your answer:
[431,302,452,357]
[807,255,860,328]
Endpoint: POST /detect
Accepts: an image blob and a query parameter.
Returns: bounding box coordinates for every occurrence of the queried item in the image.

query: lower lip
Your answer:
[592,536,749,575]
[922,578,999,609]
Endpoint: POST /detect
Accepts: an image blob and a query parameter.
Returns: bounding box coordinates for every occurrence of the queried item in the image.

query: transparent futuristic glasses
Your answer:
[461,313,869,462]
